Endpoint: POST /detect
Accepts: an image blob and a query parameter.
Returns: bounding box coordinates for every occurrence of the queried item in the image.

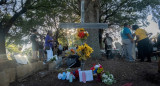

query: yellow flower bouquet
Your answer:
[76,43,93,61]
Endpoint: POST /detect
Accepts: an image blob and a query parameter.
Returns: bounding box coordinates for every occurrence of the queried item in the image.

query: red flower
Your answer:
[90,67,94,70]
[78,31,85,38]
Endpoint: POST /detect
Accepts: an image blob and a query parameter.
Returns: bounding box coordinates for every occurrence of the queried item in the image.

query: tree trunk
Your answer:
[0,28,7,59]
[85,0,101,58]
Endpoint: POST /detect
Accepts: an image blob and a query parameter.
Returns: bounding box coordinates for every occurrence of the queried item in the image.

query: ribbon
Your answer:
[82,72,86,83]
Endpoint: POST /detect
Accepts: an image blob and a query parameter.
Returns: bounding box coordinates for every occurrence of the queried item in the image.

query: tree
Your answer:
[0,0,30,59]
[0,0,63,58]
[1,0,160,59]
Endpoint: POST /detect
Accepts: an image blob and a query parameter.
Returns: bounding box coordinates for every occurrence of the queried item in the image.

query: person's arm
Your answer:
[126,33,134,43]
[132,33,136,38]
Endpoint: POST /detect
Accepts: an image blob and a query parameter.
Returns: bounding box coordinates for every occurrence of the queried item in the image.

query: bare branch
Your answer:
[4,0,32,33]
[13,0,17,13]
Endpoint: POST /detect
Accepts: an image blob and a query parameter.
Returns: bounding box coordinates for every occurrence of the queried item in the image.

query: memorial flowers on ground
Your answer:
[90,64,104,82]
[102,71,116,85]
[90,64,104,74]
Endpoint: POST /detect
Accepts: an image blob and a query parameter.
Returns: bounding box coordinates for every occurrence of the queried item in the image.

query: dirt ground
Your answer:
[10,57,160,86]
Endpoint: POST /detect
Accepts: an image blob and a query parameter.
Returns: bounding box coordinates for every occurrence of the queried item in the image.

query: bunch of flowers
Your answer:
[77,28,89,40]
[65,49,76,57]
[76,43,93,61]
[102,71,116,85]
[90,64,104,74]
[90,64,104,82]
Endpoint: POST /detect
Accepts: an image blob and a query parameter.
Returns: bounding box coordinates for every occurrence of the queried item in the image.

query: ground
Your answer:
[10,57,160,86]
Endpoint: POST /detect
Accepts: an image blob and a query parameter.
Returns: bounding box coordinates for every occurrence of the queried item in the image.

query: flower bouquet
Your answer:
[77,28,89,42]
[102,71,116,85]
[90,64,104,82]
[76,43,93,61]
[76,28,92,70]
[76,43,93,70]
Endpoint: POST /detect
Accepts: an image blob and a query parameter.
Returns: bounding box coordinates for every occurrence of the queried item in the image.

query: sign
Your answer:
[79,70,93,82]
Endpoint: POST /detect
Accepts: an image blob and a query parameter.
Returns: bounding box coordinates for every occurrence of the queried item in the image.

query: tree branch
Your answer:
[102,0,128,23]
[100,3,115,17]
[4,0,31,33]
[13,0,17,13]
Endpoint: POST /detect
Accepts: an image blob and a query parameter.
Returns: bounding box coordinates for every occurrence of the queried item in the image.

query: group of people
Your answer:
[103,23,154,62]
[30,29,68,62]
[121,23,152,62]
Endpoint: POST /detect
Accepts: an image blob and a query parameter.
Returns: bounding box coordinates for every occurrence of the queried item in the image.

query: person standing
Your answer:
[103,33,113,58]
[38,36,45,61]
[30,29,39,61]
[45,31,53,61]
[120,23,134,61]
[132,25,152,62]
